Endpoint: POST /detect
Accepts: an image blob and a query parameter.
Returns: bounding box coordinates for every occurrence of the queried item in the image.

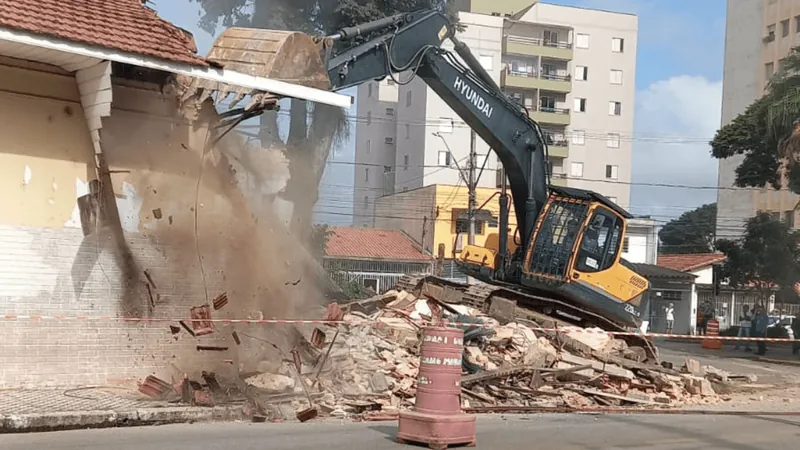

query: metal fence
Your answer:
[323,258,433,294]
[698,288,800,330]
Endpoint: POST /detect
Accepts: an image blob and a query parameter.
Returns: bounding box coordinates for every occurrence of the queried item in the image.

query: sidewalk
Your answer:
[0,387,245,433]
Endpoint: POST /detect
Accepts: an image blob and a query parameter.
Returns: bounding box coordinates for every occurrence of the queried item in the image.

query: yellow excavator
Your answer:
[203,9,651,342]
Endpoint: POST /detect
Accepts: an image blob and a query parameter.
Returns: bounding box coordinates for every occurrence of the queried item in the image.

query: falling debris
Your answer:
[232,331,241,345]
[213,293,229,311]
[179,320,196,337]
[196,345,229,352]
[190,305,214,336]
[169,325,181,335]
[152,208,163,219]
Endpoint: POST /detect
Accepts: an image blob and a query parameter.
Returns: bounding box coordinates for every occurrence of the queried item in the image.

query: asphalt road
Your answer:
[3,414,799,450]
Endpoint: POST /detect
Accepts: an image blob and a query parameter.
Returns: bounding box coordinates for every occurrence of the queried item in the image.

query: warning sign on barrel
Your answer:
[421,356,462,366]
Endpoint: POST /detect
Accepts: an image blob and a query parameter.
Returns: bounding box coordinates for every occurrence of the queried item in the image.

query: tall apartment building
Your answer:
[394,12,505,193]
[351,78,400,226]
[716,0,800,240]
[496,2,638,207]
[352,1,638,227]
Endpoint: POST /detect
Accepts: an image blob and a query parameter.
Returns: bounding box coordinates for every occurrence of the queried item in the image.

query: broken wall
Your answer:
[0,59,327,388]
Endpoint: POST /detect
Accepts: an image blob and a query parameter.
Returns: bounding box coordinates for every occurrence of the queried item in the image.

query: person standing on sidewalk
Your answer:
[753,305,770,356]
[665,303,675,334]
[734,304,752,352]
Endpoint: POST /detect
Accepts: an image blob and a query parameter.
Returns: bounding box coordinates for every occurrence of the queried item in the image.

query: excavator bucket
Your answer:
[177,28,331,111]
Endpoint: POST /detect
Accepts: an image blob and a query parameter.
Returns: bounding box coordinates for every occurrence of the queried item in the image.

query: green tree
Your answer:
[190,0,456,240]
[711,48,800,192]
[659,203,717,254]
[715,213,800,298]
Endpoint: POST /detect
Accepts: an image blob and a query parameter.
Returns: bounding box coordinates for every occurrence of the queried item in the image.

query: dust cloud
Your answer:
[102,91,334,379]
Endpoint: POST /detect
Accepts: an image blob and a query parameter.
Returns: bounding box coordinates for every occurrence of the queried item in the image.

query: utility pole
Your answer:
[467,130,477,285]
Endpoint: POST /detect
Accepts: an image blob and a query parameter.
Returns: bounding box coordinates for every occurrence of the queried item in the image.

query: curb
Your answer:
[0,406,245,434]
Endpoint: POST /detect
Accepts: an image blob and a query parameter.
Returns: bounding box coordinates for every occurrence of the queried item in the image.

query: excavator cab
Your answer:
[460,186,649,328]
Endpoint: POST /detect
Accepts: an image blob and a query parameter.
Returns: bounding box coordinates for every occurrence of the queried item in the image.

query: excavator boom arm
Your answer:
[325,9,549,249]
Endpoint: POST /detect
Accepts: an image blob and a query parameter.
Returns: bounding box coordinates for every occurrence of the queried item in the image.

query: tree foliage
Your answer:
[658,203,717,254]
[715,213,800,294]
[309,223,332,261]
[189,0,457,239]
[711,48,800,192]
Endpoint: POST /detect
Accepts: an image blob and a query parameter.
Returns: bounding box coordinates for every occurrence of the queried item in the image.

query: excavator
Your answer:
[201,9,651,344]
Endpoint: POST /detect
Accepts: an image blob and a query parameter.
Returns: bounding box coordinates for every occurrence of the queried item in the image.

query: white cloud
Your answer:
[630,75,722,218]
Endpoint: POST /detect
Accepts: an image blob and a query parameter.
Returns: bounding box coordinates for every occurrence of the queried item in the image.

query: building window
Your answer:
[403,154,409,170]
[366,139,371,154]
[544,30,559,45]
[385,137,394,145]
[386,107,395,116]
[365,168,369,182]
[787,210,795,229]
[571,130,585,145]
[405,123,410,139]
[438,151,451,167]
[387,78,395,86]
[366,111,372,125]
[605,164,618,180]
[609,101,622,116]
[766,62,775,80]
[575,65,588,81]
[611,37,624,53]
[439,118,454,133]
[570,161,584,178]
[368,84,373,98]
[795,16,800,33]
[479,54,493,70]
[609,69,623,85]
[406,91,412,107]
[622,236,629,252]
[767,24,776,41]
[576,33,590,49]
[782,19,790,37]
[539,95,555,111]
[363,196,368,208]
[607,133,620,148]
[573,97,587,113]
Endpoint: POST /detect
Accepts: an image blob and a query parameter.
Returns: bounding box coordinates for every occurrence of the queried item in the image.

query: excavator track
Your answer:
[395,275,658,361]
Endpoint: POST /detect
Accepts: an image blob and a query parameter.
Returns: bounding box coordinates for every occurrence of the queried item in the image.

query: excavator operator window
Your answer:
[575,207,622,273]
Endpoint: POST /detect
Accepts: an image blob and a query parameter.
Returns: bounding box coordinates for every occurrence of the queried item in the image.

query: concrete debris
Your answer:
[244,287,761,420]
[144,287,761,422]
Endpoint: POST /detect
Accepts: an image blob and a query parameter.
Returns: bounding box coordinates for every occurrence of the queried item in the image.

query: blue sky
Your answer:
[154,0,727,224]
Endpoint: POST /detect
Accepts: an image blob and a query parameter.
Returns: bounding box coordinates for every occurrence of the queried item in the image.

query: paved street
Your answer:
[2,414,799,450]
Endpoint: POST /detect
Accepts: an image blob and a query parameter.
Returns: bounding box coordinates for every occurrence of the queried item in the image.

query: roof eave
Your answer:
[0,25,353,109]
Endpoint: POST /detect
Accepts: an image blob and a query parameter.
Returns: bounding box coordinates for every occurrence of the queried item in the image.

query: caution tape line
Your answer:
[1,314,797,342]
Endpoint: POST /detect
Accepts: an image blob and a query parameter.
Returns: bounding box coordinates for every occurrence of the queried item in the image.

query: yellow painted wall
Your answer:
[432,185,518,258]
[0,61,95,228]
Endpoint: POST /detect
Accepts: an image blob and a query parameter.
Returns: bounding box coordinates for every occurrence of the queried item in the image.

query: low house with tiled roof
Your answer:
[0,0,350,390]
[323,227,434,293]
[656,252,792,331]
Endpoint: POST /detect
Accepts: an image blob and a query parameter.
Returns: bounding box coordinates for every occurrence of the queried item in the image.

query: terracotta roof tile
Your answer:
[0,0,207,66]
[657,253,727,272]
[324,227,432,261]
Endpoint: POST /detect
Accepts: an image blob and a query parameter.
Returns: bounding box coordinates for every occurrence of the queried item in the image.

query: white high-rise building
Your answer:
[350,2,639,227]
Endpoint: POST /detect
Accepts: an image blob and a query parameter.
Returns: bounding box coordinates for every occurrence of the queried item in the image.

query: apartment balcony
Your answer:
[550,173,568,187]
[529,106,571,126]
[504,35,573,61]
[501,69,571,94]
[546,140,569,159]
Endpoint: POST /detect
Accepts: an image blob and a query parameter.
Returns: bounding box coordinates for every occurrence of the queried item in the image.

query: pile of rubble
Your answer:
[138,288,758,421]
